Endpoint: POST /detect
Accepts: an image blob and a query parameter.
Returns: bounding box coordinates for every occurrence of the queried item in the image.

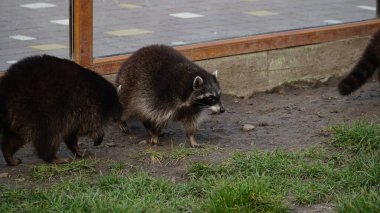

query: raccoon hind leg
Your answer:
[33,132,69,164]
[143,121,162,146]
[91,128,104,146]
[64,134,87,158]
[1,129,26,166]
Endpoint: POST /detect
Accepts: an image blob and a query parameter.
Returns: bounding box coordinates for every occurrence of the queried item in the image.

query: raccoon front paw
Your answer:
[150,137,162,146]
[93,137,104,146]
[6,158,22,166]
[50,157,70,164]
[151,142,163,146]
[191,143,205,148]
[119,122,129,134]
[73,149,89,158]
[188,136,204,148]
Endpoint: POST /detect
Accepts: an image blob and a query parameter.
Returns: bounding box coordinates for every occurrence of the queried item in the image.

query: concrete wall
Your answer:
[197,36,370,98]
[105,35,370,98]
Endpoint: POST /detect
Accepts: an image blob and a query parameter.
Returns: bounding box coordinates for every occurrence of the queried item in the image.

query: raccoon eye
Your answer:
[210,95,219,101]
[207,96,218,103]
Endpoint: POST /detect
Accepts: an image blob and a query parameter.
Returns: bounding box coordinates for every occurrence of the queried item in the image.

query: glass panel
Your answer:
[0,0,71,71]
[93,0,376,58]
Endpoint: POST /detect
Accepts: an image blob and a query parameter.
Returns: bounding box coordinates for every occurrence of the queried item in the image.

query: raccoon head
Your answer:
[191,70,225,114]
[99,83,123,122]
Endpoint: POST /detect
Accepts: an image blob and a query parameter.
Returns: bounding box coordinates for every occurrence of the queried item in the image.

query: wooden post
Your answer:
[73,0,93,67]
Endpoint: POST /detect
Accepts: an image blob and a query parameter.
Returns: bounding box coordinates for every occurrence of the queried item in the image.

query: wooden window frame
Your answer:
[74,0,380,75]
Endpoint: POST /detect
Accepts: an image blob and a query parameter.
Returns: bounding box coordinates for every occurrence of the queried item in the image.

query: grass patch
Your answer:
[30,159,96,180]
[0,173,201,212]
[336,188,380,213]
[1,120,379,212]
[205,177,288,213]
[187,148,343,205]
[132,144,221,165]
[328,120,380,152]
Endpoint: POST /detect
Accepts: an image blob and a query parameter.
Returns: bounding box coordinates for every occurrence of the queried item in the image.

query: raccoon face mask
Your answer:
[191,71,225,114]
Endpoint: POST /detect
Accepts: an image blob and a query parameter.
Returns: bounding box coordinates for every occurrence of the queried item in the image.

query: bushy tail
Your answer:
[338,30,380,95]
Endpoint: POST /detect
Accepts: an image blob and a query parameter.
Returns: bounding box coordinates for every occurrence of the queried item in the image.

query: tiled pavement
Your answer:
[0,0,376,71]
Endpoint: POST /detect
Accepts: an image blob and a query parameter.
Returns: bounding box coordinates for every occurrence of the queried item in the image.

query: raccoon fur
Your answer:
[338,29,380,95]
[0,55,122,166]
[116,44,225,147]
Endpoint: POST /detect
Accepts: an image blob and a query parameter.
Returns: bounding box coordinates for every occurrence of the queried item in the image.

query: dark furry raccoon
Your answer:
[0,55,122,166]
[116,44,224,147]
[338,29,380,95]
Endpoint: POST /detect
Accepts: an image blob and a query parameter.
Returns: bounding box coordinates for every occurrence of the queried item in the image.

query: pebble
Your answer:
[258,122,269,127]
[138,140,147,145]
[105,142,117,147]
[242,124,255,131]
[0,172,9,178]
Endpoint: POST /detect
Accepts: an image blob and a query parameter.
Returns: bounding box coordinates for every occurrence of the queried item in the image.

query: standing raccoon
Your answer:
[116,44,225,147]
[0,55,122,166]
[338,29,380,95]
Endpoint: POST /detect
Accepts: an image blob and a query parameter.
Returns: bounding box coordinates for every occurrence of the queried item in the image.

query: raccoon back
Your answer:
[338,30,380,95]
[1,55,121,130]
[116,45,212,107]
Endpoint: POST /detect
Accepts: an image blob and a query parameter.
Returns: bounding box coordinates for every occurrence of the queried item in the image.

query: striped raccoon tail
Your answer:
[338,31,380,95]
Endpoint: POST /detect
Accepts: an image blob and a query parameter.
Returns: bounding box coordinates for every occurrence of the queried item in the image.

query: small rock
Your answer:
[316,112,324,118]
[105,142,117,147]
[258,122,269,127]
[138,140,147,145]
[15,178,25,182]
[170,177,176,183]
[242,124,255,132]
[0,172,9,178]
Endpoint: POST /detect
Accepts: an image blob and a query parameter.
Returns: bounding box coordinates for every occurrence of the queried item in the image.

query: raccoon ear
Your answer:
[193,76,204,90]
[213,70,218,78]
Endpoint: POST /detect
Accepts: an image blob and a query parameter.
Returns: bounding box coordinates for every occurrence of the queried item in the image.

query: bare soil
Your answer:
[0,78,379,211]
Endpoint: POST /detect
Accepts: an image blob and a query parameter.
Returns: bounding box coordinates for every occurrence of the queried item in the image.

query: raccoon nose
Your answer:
[220,106,225,113]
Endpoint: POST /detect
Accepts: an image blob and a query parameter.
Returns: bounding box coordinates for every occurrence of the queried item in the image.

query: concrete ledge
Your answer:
[196,35,370,98]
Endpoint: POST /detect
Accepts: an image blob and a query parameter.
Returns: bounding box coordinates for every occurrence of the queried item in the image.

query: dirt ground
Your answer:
[0,77,379,211]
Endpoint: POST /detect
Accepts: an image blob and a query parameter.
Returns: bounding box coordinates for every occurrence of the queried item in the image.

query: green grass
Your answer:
[204,177,288,213]
[132,144,221,165]
[336,189,380,213]
[0,120,379,212]
[31,159,97,180]
[328,120,380,152]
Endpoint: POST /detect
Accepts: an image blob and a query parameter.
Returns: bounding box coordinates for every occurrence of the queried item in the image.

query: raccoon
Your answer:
[116,44,225,147]
[338,29,380,95]
[0,55,122,166]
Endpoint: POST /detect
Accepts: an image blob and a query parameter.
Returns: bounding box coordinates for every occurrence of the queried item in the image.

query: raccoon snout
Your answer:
[110,105,123,122]
[210,104,225,114]
[220,105,225,113]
